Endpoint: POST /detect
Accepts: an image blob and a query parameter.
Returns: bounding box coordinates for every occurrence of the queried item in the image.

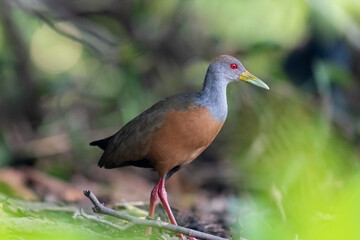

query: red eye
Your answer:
[230,63,238,69]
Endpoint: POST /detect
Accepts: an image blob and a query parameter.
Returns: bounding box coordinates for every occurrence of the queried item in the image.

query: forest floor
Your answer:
[0,162,236,239]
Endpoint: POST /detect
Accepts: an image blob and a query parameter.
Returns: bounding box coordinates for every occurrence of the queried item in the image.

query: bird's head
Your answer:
[209,55,269,90]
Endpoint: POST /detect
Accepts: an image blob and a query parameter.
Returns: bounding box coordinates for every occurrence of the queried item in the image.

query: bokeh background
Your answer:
[1,0,360,239]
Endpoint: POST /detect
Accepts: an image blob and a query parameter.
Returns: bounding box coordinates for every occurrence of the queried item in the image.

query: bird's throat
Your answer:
[196,73,229,122]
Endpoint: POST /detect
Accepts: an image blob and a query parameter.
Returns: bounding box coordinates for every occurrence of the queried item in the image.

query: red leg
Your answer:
[149,181,160,218]
[157,178,178,225]
[146,180,161,234]
[157,178,197,240]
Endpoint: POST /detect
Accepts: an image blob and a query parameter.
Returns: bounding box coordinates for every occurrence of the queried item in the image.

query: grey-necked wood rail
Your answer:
[90,55,269,239]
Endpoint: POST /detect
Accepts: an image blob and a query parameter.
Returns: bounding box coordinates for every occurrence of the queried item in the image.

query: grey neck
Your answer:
[195,70,229,122]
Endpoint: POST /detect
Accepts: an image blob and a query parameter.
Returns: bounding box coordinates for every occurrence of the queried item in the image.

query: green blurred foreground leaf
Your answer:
[233,96,360,240]
[0,194,167,240]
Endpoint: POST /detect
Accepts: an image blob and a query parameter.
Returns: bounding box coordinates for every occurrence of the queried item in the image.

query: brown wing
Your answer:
[95,93,194,169]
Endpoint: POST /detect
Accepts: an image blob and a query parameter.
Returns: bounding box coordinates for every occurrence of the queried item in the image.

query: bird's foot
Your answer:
[186,236,197,240]
[177,233,197,240]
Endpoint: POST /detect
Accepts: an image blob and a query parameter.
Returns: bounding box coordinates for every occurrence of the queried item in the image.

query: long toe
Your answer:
[186,236,197,240]
[177,233,185,240]
[177,233,197,240]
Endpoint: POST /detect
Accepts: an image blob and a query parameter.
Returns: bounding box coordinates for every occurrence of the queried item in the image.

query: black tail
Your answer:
[90,136,114,150]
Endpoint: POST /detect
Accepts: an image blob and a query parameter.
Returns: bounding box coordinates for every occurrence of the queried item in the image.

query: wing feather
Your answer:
[95,93,195,169]
[98,99,168,168]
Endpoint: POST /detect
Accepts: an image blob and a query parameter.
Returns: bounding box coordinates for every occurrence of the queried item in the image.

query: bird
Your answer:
[90,55,269,239]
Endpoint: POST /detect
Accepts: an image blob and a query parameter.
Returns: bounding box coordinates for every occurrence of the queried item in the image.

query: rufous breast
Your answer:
[147,105,224,177]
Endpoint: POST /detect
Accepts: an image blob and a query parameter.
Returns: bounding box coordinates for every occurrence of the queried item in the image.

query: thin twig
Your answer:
[83,190,228,240]
[79,208,135,231]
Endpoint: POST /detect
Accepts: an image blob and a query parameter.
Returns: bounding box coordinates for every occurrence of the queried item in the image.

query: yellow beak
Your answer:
[239,70,269,90]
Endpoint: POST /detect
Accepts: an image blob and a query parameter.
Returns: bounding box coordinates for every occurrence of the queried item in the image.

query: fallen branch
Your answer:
[83,190,228,240]
[79,208,135,231]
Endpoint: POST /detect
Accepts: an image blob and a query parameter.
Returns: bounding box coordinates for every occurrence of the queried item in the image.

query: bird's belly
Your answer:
[147,106,224,177]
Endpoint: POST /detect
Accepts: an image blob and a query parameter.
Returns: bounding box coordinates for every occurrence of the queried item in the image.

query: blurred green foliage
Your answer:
[191,0,308,48]
[0,194,148,240]
[232,95,360,239]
